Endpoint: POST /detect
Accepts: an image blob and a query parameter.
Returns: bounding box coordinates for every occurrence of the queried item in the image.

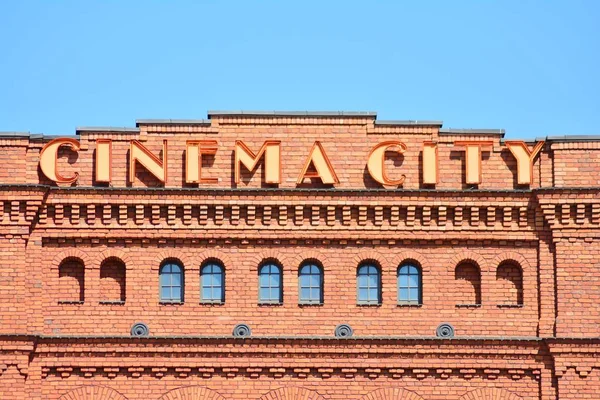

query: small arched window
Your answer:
[397,263,422,305]
[496,262,523,306]
[259,262,282,303]
[298,262,323,304]
[455,262,482,306]
[58,258,85,303]
[159,261,184,303]
[201,262,225,303]
[100,258,126,303]
[357,263,381,305]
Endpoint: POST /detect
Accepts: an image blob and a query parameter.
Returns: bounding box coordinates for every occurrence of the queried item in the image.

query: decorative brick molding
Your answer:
[449,251,486,271]
[388,251,428,272]
[198,249,233,268]
[457,387,522,400]
[359,387,425,400]
[291,251,326,268]
[249,249,290,269]
[152,250,195,271]
[58,385,128,400]
[257,387,325,400]
[157,386,226,400]
[35,200,539,236]
[40,365,541,382]
[97,249,133,268]
[52,249,95,269]
[490,251,531,270]
[352,250,388,269]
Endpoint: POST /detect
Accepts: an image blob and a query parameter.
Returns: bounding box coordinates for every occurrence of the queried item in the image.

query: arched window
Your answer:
[455,262,482,305]
[259,262,282,303]
[201,261,224,303]
[397,263,422,305]
[159,261,183,302]
[357,263,381,305]
[58,258,85,303]
[298,262,323,304]
[496,261,523,306]
[100,258,126,303]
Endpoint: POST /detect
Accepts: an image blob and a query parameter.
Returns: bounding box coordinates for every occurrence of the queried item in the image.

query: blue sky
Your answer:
[0,1,598,138]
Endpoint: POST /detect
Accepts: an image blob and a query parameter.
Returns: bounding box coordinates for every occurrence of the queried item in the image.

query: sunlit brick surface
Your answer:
[0,113,598,399]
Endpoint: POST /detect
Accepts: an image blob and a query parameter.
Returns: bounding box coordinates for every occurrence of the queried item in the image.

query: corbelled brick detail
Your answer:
[2,113,600,399]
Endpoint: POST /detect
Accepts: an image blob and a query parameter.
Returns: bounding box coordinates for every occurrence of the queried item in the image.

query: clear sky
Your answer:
[0,1,598,139]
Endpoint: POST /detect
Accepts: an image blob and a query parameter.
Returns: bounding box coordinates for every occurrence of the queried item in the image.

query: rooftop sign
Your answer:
[38,137,544,187]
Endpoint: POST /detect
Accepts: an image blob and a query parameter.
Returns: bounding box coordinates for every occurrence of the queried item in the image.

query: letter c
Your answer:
[39,138,80,184]
[367,141,407,186]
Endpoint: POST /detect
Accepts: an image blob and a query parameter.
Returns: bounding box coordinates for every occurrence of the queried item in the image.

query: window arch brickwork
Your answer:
[58,385,128,400]
[458,387,522,400]
[58,257,85,303]
[360,387,426,400]
[496,261,524,306]
[455,262,482,305]
[258,387,325,400]
[157,386,226,400]
[100,257,126,303]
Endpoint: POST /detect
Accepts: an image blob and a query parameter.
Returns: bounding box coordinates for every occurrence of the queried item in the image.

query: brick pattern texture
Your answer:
[0,114,598,399]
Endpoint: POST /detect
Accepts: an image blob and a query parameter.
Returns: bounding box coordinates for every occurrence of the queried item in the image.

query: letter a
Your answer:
[297,141,339,185]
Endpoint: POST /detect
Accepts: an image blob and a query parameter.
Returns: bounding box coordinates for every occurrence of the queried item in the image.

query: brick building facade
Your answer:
[0,111,598,399]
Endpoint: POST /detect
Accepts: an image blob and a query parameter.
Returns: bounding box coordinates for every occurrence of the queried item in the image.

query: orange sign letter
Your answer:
[39,138,80,184]
[367,141,407,187]
[422,142,438,185]
[129,140,168,184]
[186,140,219,184]
[297,141,339,185]
[505,140,545,185]
[235,140,281,184]
[95,139,112,183]
[454,141,493,184]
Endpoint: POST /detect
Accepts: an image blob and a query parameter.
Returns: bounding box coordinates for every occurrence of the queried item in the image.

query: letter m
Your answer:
[234,140,281,184]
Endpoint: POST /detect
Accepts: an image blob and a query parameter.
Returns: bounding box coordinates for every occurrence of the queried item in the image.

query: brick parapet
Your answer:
[2,113,600,398]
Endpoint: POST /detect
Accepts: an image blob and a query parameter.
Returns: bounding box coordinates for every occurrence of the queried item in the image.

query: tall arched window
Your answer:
[397,263,422,305]
[259,262,282,303]
[159,261,184,302]
[201,261,225,303]
[298,262,323,304]
[357,263,381,305]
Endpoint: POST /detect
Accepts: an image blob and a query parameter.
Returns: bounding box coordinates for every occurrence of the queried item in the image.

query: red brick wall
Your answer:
[37,243,539,337]
[1,114,600,399]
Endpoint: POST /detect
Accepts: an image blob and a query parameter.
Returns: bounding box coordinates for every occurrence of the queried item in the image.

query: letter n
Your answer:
[129,140,168,185]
